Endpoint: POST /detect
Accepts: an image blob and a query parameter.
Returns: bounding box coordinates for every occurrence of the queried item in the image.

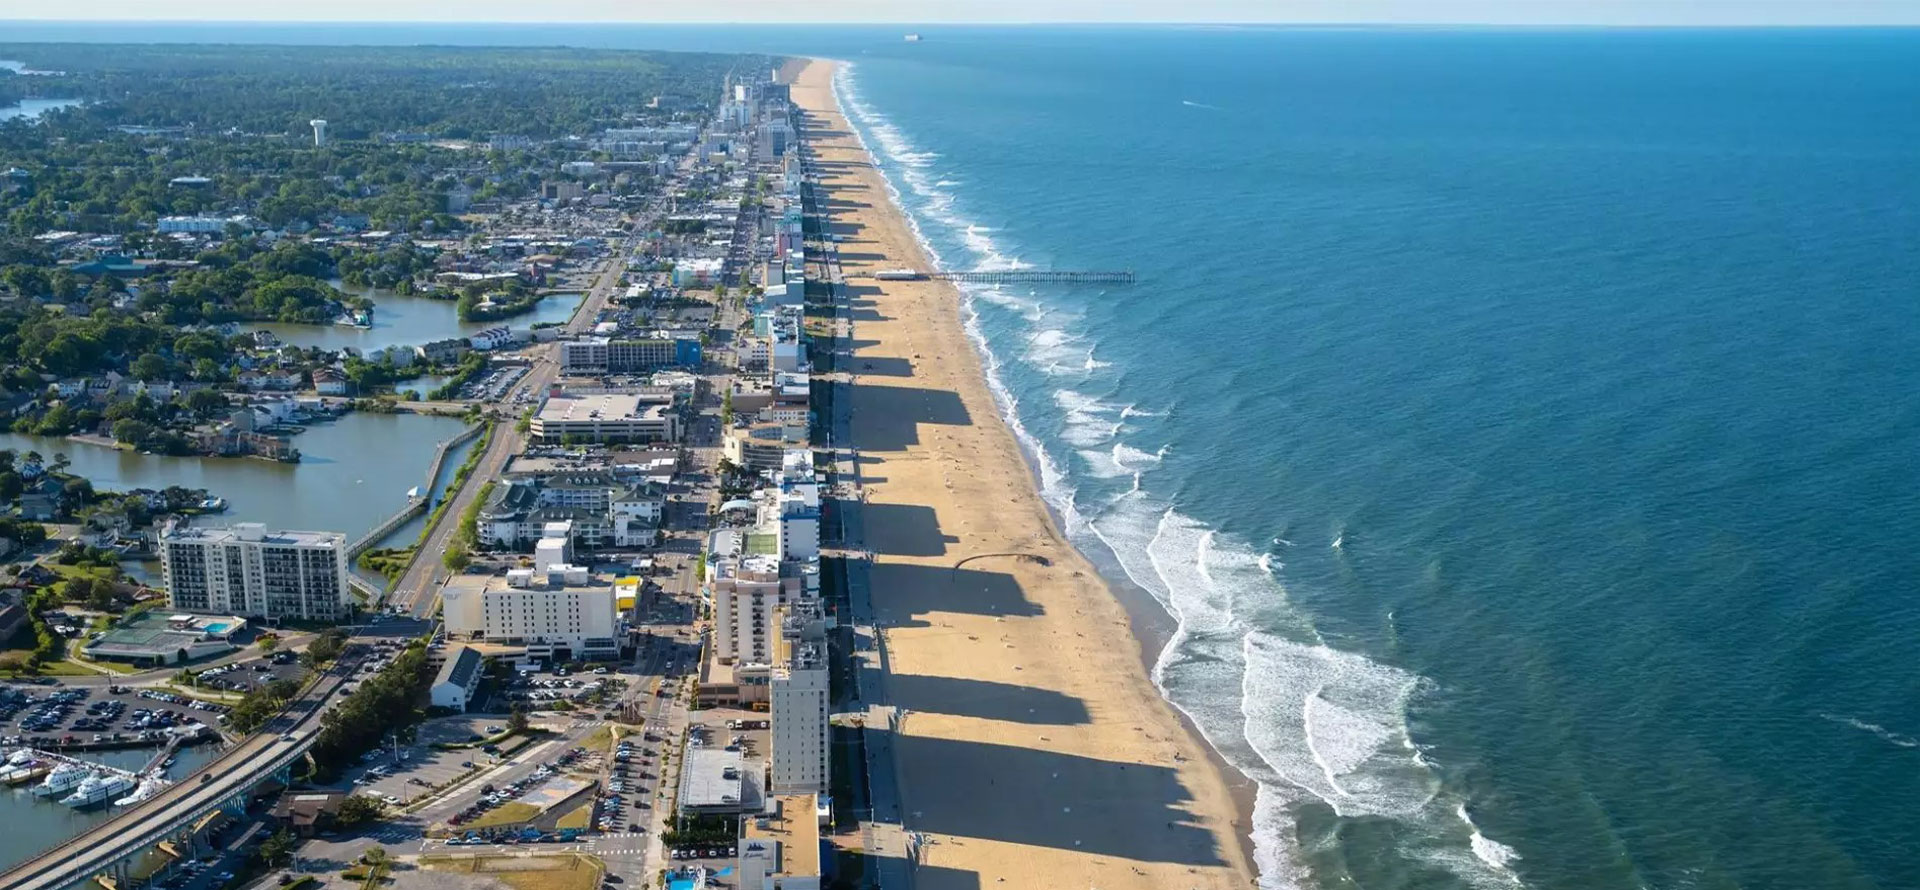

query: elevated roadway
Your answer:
[0,653,363,890]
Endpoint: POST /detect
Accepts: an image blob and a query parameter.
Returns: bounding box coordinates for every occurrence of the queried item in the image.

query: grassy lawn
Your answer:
[161,683,244,703]
[421,853,603,890]
[2,657,103,677]
[463,801,540,829]
[577,724,617,754]
[554,803,591,831]
[47,563,121,582]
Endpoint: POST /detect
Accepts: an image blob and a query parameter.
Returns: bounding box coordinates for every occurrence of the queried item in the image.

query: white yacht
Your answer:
[115,777,166,807]
[32,763,88,796]
[6,749,36,766]
[62,773,135,808]
[0,759,47,785]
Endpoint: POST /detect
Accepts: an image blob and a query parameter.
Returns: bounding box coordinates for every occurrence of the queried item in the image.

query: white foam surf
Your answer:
[1459,805,1524,878]
[1821,713,1920,748]
[833,60,1523,890]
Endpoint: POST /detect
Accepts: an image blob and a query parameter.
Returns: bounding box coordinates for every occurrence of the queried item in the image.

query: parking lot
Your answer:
[0,681,227,748]
[484,666,625,714]
[180,650,307,694]
[446,744,596,834]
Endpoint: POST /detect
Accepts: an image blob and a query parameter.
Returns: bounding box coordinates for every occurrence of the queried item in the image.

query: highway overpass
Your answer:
[0,655,362,890]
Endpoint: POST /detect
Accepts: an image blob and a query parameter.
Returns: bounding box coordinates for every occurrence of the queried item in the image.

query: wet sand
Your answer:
[792,58,1258,890]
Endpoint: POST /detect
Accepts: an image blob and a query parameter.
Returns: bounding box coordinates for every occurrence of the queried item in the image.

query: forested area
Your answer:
[0,43,751,137]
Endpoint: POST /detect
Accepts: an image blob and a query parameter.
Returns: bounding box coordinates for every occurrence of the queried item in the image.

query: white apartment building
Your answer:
[559,336,697,373]
[441,564,621,663]
[531,392,682,445]
[709,554,786,665]
[160,523,350,621]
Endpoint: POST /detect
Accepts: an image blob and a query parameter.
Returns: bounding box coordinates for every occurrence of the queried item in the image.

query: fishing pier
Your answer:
[867,269,1137,285]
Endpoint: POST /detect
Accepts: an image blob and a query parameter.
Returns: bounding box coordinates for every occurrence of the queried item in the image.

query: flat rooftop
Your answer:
[537,392,669,422]
[677,746,746,812]
[743,794,821,879]
[161,524,341,547]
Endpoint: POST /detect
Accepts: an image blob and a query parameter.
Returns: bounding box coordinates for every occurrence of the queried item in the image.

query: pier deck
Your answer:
[861,269,1136,285]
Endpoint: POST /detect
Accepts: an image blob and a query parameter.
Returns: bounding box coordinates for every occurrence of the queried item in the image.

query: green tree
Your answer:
[257,635,279,653]
[257,828,295,867]
[336,795,387,827]
[111,418,154,446]
[130,352,170,382]
[506,705,529,735]
[86,581,117,612]
[186,388,228,417]
[442,542,470,572]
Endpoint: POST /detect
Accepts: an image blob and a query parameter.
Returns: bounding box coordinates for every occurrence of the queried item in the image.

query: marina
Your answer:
[2,743,186,810]
[0,743,218,873]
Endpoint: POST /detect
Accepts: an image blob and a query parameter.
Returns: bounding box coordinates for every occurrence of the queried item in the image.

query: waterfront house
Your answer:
[420,337,471,364]
[18,492,57,521]
[262,369,302,391]
[312,368,348,396]
[468,326,519,351]
[236,369,267,390]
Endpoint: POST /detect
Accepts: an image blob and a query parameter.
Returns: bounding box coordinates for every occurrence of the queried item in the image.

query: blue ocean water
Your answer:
[8,21,1920,890]
[825,27,1920,890]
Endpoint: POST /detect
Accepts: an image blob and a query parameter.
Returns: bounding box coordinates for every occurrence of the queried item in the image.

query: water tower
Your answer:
[310,119,328,147]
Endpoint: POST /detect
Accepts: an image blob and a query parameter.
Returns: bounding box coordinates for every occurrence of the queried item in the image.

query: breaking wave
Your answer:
[833,60,1525,890]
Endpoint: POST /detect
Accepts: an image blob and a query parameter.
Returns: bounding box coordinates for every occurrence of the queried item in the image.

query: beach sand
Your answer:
[791,59,1257,890]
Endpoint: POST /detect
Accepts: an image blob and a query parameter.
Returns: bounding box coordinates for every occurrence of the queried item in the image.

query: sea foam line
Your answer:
[831,60,1523,890]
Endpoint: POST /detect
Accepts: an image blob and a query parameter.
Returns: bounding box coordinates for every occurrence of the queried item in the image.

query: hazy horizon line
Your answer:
[5,18,1920,28]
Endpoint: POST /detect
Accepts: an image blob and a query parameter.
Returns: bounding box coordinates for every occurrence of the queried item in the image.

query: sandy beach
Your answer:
[790,58,1256,890]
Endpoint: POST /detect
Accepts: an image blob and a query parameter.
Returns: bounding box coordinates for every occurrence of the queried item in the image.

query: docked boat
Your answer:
[33,763,88,796]
[196,496,228,512]
[62,773,134,808]
[6,749,36,766]
[115,777,166,807]
[0,760,48,785]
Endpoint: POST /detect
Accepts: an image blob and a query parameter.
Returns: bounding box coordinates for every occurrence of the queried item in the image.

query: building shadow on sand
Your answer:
[882,732,1230,867]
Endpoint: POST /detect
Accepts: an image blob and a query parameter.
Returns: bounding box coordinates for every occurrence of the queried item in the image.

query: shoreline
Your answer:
[795,58,1260,889]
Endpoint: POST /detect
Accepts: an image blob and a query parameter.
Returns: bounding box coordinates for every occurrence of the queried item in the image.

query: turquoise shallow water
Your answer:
[6,23,1920,890]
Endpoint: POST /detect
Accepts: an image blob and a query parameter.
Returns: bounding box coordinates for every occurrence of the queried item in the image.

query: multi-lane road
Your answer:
[389,192,684,619]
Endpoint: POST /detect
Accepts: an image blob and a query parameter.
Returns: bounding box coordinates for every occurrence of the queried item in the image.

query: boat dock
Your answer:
[3,747,170,785]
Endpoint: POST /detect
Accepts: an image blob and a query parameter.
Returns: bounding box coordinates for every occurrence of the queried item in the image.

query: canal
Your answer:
[0,411,472,541]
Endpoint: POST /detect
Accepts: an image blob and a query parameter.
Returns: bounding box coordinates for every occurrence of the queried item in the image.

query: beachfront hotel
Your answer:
[159,522,351,622]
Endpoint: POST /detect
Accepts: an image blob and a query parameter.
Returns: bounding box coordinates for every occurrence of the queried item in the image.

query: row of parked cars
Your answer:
[448,759,566,827]
[597,738,660,833]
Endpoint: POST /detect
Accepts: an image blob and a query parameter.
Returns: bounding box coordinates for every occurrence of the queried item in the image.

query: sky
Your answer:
[4,1,1920,25]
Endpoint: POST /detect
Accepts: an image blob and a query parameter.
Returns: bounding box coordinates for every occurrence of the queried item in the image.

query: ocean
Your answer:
[8,22,1920,890]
